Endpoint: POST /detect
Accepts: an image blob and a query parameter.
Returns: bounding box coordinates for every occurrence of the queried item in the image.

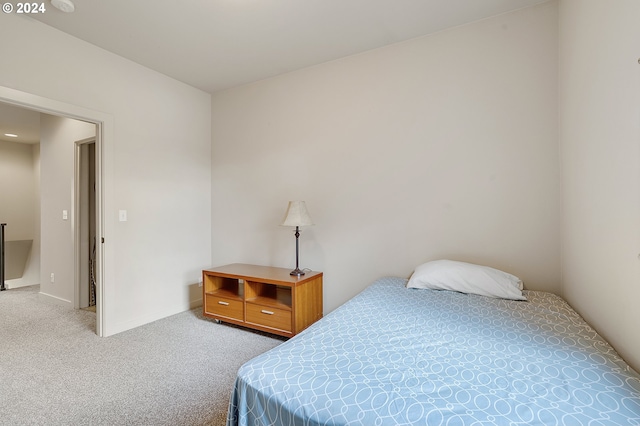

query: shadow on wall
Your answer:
[4,239,32,280]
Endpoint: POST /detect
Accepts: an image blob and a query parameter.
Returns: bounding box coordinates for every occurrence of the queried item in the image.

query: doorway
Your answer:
[0,85,111,336]
[75,138,97,311]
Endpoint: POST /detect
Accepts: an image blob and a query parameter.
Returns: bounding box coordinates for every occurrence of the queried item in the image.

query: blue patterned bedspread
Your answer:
[227,277,640,425]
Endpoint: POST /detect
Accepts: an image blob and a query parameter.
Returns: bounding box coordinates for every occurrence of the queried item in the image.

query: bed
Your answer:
[227,262,640,425]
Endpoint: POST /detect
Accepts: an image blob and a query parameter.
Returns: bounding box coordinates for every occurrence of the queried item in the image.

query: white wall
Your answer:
[212,2,560,313]
[38,115,95,303]
[0,140,36,240]
[0,15,211,335]
[559,0,640,372]
[0,139,40,288]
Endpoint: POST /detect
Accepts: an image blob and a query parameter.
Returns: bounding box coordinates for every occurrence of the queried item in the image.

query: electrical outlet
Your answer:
[198,280,203,287]
[50,273,55,283]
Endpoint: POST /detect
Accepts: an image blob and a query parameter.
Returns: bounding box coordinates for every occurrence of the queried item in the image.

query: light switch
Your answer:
[62,210,68,220]
[119,210,127,222]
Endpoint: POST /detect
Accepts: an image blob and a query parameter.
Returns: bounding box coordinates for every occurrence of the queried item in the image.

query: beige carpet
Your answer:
[0,285,284,425]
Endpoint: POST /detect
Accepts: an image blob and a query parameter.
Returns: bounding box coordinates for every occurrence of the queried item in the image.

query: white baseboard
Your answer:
[6,279,40,289]
[105,298,203,337]
[38,291,72,307]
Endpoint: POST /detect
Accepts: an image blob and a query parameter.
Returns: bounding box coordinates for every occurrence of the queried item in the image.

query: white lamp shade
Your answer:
[281,201,314,227]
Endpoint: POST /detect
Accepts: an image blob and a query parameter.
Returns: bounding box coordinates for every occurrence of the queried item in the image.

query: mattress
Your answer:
[227,277,640,425]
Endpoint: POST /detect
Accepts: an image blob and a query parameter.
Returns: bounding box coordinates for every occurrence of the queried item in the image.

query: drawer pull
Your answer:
[218,301,229,306]
[261,309,274,315]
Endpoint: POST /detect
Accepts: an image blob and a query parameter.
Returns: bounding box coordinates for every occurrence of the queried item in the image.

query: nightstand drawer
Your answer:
[246,303,291,332]
[205,296,243,321]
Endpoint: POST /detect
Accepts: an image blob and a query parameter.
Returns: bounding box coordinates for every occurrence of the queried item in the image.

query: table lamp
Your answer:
[281,201,314,276]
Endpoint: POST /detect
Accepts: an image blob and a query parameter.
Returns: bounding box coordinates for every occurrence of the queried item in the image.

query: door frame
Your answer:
[74,137,96,311]
[0,86,112,337]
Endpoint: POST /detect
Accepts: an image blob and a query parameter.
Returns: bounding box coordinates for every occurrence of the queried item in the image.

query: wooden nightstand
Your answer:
[202,263,323,337]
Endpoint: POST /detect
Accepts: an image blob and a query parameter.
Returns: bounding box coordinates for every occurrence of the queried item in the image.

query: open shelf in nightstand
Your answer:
[203,275,244,301]
[245,282,292,311]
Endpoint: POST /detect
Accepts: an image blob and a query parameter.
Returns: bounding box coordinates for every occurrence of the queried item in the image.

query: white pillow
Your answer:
[406,260,526,301]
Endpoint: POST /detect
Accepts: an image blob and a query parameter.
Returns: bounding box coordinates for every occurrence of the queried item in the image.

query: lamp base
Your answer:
[290,268,305,277]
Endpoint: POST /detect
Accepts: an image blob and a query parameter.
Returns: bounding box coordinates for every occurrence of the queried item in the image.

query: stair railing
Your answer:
[1,223,6,291]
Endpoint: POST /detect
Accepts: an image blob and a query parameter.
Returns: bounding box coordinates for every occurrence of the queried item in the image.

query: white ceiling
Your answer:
[31,0,549,94]
[0,103,40,144]
[5,0,548,143]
